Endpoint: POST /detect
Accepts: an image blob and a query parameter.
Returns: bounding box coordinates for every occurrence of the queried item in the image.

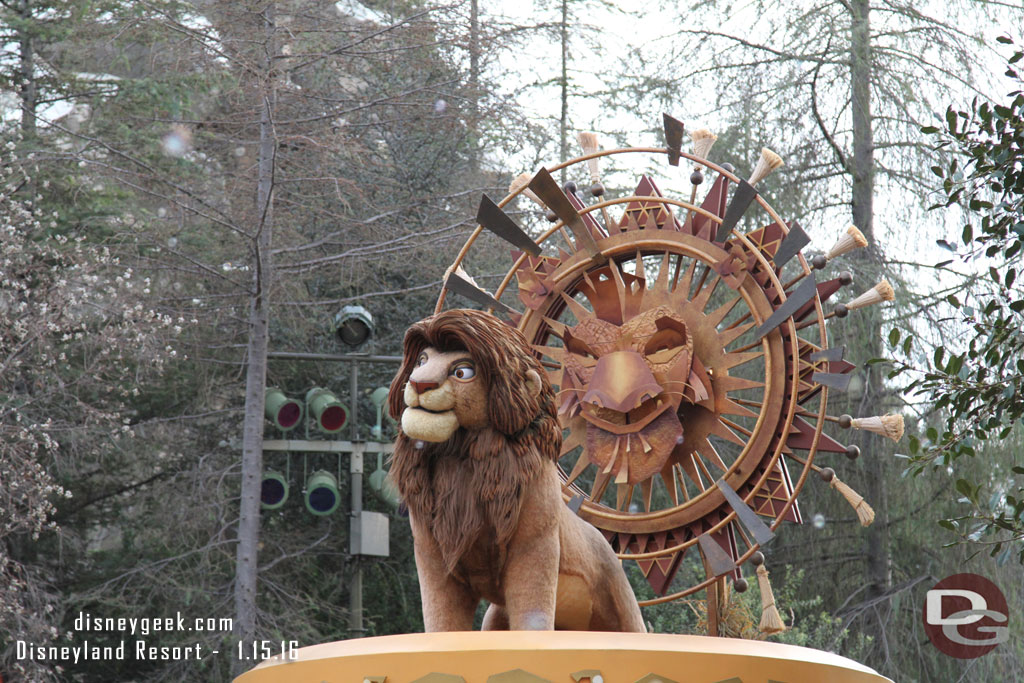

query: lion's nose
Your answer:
[582,351,662,412]
[410,380,440,394]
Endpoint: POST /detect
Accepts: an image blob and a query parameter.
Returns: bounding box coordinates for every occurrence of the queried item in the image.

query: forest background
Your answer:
[2,0,1023,681]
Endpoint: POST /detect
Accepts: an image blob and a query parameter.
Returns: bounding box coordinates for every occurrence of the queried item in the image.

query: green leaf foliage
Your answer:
[914,36,1024,559]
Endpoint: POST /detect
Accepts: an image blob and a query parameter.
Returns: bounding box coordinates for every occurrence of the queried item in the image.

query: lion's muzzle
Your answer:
[402,381,460,442]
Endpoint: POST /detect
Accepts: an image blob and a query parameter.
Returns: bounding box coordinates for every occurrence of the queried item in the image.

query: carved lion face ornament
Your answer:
[561,304,712,486]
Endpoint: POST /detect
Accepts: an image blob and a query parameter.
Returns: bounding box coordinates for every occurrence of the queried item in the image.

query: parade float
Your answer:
[237,114,901,683]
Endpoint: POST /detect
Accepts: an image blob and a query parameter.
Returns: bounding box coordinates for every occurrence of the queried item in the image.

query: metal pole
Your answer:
[348,361,364,637]
[266,351,401,363]
[348,563,363,637]
[348,451,364,637]
[350,360,359,441]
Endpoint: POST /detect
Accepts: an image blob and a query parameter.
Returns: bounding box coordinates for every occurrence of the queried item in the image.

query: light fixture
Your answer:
[306,387,348,434]
[260,470,289,510]
[334,305,374,347]
[368,453,400,508]
[304,470,340,516]
[369,386,389,440]
[264,388,303,431]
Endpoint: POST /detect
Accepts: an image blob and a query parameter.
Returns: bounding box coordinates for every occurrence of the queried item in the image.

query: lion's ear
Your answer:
[488,366,542,435]
[525,369,542,398]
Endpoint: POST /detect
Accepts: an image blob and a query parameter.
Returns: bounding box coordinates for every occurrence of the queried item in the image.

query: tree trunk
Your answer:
[18,0,36,138]
[850,0,891,610]
[233,1,276,675]
[468,0,480,176]
[558,0,569,185]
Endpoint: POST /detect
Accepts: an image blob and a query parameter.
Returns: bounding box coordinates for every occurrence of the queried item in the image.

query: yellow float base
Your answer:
[234,631,891,683]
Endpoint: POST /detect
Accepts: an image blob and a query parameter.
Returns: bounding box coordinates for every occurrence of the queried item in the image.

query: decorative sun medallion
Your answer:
[435,115,903,629]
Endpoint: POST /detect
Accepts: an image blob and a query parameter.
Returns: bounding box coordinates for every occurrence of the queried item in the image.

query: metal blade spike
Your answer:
[444,271,519,319]
[663,113,685,166]
[716,479,775,546]
[811,372,853,391]
[528,167,603,260]
[773,221,811,267]
[715,179,757,243]
[809,346,845,362]
[477,194,542,256]
[753,275,818,340]
[697,533,737,577]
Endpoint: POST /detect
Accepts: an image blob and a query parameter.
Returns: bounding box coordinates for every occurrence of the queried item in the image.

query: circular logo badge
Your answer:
[923,573,1008,659]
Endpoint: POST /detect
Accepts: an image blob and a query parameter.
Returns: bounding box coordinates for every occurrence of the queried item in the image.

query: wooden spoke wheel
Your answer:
[436,130,860,606]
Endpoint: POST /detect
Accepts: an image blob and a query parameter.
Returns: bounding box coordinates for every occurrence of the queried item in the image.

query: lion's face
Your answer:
[389,309,554,447]
[400,346,543,443]
[402,348,486,442]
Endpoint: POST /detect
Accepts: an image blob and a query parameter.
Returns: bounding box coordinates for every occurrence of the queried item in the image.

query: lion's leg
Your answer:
[599,572,646,632]
[412,515,478,632]
[580,524,646,633]
[417,566,477,632]
[497,465,563,630]
[481,603,509,630]
[501,532,560,630]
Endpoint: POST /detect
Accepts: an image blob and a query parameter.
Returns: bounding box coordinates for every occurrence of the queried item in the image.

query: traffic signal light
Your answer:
[264,388,302,431]
[306,387,348,434]
[304,470,340,515]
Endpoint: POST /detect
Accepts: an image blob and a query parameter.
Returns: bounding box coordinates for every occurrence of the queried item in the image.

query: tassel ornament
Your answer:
[825,224,868,260]
[754,559,786,634]
[691,128,718,164]
[444,264,484,291]
[820,468,875,526]
[685,128,719,225]
[577,132,601,184]
[510,172,545,208]
[577,130,611,230]
[748,147,783,186]
[851,414,904,442]
[845,280,895,310]
[511,171,562,228]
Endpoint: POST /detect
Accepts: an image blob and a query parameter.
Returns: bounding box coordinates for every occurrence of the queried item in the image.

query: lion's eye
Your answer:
[571,351,598,368]
[644,328,685,364]
[416,353,428,367]
[451,363,475,381]
[647,346,683,364]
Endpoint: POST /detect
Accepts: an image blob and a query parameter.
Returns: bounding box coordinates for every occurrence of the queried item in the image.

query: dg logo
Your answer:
[923,573,1009,658]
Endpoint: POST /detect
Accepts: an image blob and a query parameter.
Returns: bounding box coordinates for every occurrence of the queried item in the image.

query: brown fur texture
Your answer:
[388,310,560,573]
[388,309,645,633]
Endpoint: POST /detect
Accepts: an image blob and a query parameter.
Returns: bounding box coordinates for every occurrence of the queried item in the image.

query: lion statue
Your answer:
[387,308,645,632]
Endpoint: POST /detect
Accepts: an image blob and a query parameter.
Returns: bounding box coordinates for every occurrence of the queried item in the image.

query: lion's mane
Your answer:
[387,309,561,574]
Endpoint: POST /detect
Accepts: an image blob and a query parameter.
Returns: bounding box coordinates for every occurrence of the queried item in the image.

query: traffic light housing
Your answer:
[368,453,400,508]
